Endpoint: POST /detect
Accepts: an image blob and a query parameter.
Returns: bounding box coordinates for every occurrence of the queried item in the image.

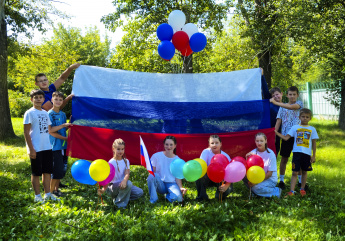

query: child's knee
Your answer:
[292,171,298,177]
[172,193,183,202]
[138,188,144,198]
[167,191,183,202]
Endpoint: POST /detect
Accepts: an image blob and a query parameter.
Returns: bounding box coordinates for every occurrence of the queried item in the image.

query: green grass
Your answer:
[1,118,345,240]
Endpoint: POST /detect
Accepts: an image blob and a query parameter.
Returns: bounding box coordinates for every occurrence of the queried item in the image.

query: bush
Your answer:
[9,90,32,117]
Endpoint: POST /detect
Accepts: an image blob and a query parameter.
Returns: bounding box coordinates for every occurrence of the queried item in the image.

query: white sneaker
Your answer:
[34,195,44,202]
[50,194,60,201]
[44,194,60,202]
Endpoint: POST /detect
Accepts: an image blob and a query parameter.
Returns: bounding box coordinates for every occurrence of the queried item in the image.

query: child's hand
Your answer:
[269,97,275,103]
[66,94,74,100]
[119,180,127,189]
[97,188,105,195]
[63,123,72,128]
[219,182,231,192]
[245,152,254,159]
[70,63,81,69]
[311,156,316,163]
[180,187,187,195]
[29,148,36,159]
[248,181,254,188]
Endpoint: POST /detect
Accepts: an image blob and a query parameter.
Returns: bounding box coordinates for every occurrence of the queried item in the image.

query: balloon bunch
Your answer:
[246,155,265,184]
[71,159,116,186]
[170,158,207,182]
[156,10,207,60]
[206,154,246,183]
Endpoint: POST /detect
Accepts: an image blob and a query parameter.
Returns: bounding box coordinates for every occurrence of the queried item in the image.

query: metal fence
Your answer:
[299,82,340,120]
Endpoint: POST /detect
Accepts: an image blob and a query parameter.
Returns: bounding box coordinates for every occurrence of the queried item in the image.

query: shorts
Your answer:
[52,150,65,179]
[292,152,313,172]
[31,150,53,176]
[280,137,294,158]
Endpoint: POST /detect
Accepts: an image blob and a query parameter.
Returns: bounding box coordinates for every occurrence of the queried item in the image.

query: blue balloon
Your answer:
[189,32,207,53]
[170,158,185,179]
[157,23,174,41]
[71,160,97,185]
[158,40,175,60]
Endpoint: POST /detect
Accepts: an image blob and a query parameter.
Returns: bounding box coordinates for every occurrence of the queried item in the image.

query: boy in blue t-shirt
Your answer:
[35,63,80,111]
[48,91,72,196]
[275,108,318,197]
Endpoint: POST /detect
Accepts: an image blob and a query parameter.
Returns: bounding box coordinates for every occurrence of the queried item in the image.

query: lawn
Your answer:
[1,118,344,240]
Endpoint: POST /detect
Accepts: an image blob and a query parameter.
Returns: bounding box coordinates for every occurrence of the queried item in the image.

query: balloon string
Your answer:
[220,181,224,203]
[249,187,252,201]
[97,183,104,210]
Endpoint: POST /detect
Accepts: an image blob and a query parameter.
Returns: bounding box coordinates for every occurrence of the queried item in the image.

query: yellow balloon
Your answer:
[247,166,265,184]
[89,159,110,182]
[194,158,207,178]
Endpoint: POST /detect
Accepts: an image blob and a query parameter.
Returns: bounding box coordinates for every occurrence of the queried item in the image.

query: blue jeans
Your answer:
[243,177,281,198]
[147,173,183,203]
[106,180,144,208]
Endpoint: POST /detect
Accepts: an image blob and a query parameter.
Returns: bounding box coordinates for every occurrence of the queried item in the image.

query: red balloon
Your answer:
[172,31,189,52]
[230,156,248,170]
[207,162,225,183]
[246,155,264,170]
[181,44,193,56]
[211,154,229,169]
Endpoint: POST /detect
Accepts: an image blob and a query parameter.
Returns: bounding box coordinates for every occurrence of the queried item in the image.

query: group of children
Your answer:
[262,70,319,197]
[24,65,318,207]
[24,63,80,202]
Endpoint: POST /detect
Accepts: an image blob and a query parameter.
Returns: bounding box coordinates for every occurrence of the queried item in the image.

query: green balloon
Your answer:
[182,160,202,182]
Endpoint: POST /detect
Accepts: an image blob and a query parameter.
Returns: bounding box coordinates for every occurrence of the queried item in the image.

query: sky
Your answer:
[29,0,124,48]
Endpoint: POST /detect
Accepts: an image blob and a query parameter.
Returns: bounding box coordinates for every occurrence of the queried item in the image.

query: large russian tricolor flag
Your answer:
[67,65,274,164]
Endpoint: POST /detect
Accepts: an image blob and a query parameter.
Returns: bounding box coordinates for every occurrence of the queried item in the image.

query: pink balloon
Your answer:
[98,163,115,186]
[224,162,246,183]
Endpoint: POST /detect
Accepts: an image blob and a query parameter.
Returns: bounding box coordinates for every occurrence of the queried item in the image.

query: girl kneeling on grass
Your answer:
[196,135,233,201]
[147,136,187,204]
[97,138,143,208]
[244,133,281,198]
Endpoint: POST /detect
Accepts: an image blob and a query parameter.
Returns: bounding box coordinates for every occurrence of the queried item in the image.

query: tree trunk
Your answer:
[338,79,345,130]
[258,49,272,89]
[0,1,17,140]
[182,54,193,73]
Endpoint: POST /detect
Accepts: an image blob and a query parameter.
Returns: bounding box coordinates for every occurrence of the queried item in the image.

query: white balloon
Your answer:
[168,10,186,31]
[182,23,198,38]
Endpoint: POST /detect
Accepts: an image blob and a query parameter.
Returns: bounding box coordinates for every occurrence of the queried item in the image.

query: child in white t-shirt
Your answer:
[97,138,143,208]
[24,89,67,202]
[275,108,318,197]
[147,136,187,204]
[245,133,281,198]
[196,135,233,201]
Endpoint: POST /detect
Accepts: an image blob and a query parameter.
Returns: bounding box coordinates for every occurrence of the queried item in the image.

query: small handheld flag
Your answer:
[140,136,155,176]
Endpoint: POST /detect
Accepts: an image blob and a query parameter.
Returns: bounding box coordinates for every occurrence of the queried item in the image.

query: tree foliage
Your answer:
[1,0,65,140]
[8,24,111,116]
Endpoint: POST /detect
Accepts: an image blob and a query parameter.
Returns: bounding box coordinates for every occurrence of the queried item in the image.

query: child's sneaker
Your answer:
[298,183,309,191]
[285,191,295,197]
[44,193,60,202]
[34,195,44,203]
[300,189,306,197]
[53,190,64,197]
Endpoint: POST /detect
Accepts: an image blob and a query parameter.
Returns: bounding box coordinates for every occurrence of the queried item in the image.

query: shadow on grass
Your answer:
[0,135,26,148]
